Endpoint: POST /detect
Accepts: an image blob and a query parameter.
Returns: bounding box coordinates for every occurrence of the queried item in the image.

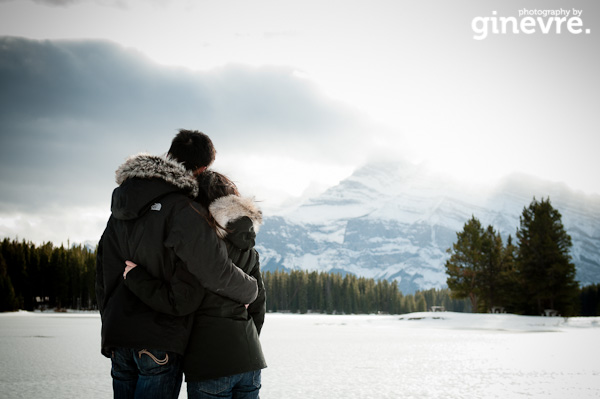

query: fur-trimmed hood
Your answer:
[115,153,199,198]
[209,195,263,239]
[111,153,199,221]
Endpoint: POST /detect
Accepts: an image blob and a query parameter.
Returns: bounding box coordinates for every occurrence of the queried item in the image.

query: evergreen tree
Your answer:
[323,273,335,314]
[415,293,427,312]
[403,295,416,313]
[0,252,18,311]
[2,238,27,309]
[296,270,308,314]
[497,235,519,312]
[515,197,578,315]
[580,284,600,316]
[307,271,323,311]
[479,226,512,312]
[445,216,486,312]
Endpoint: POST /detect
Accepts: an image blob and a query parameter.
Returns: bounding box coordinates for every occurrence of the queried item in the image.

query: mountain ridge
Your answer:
[255,161,600,294]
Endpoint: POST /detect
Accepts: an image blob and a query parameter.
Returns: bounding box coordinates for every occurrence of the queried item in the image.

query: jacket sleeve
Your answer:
[95,234,105,316]
[246,249,266,334]
[166,202,259,304]
[123,264,204,316]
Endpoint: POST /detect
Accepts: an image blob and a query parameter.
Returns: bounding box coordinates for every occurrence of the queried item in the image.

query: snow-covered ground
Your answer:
[0,311,598,398]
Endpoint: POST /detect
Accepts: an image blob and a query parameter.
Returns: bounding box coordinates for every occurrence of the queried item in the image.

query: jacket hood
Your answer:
[115,153,199,198]
[209,195,263,239]
[111,153,199,220]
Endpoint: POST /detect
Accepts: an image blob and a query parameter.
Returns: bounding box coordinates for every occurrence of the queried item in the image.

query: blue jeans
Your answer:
[111,348,183,399]
[187,370,261,399]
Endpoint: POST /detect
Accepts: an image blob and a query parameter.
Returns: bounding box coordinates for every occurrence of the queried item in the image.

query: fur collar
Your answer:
[115,153,199,198]
[209,195,263,239]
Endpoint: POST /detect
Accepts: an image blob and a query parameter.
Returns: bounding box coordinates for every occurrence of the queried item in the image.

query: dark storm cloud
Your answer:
[0,36,369,213]
[31,0,85,5]
[29,0,129,7]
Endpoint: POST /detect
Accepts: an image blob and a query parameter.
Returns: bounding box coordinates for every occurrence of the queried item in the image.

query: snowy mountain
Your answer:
[255,161,600,294]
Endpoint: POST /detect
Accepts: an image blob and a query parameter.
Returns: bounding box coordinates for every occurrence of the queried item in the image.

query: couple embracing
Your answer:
[96,130,267,398]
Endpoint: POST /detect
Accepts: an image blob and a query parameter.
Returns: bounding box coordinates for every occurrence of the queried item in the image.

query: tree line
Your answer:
[0,235,472,314]
[1,238,96,311]
[1,221,599,315]
[445,197,587,316]
[262,269,471,314]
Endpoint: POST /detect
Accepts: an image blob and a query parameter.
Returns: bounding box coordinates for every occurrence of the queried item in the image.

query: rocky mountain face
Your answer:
[255,161,600,294]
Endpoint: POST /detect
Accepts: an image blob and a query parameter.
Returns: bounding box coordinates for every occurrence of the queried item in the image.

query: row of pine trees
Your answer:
[262,270,471,314]
[0,238,96,311]
[0,236,473,314]
[1,196,599,315]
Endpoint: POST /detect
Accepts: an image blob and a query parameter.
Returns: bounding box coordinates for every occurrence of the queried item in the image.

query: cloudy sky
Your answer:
[0,0,598,245]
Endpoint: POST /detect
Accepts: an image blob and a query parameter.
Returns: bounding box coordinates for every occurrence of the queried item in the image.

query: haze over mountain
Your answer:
[256,161,600,294]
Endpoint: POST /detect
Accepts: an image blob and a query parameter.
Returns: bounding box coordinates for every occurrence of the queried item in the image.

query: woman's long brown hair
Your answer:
[194,170,240,232]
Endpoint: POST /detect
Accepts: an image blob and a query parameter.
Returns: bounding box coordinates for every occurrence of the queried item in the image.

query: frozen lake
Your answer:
[0,311,599,398]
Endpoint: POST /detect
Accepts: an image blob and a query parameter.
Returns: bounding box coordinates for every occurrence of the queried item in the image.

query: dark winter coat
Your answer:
[95,154,258,358]
[124,194,267,381]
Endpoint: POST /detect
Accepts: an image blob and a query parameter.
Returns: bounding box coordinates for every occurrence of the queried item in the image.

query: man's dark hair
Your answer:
[168,129,216,171]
